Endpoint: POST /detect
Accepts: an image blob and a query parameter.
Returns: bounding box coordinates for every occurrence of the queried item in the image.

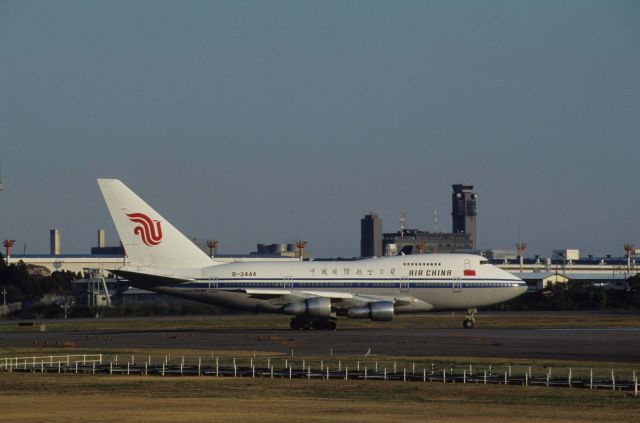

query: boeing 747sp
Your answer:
[98,179,526,330]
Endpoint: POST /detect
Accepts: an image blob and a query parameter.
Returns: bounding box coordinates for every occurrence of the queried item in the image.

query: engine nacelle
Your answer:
[283,297,331,317]
[347,301,394,321]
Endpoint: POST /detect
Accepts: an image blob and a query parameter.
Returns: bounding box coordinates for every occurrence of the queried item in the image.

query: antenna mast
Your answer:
[400,210,407,239]
[516,227,527,272]
[433,209,438,232]
[0,157,4,191]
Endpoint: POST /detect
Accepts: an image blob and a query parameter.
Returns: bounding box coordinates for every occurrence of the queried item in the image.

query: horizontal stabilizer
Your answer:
[112,269,192,290]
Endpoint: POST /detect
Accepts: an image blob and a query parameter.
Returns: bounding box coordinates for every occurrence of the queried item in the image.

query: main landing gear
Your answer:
[290,317,337,331]
[463,308,477,329]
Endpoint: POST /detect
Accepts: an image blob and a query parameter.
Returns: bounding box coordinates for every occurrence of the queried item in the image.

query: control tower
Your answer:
[360,212,382,257]
[451,184,477,249]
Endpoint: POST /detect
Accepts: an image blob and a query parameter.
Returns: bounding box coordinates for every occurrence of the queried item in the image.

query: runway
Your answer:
[2,326,639,362]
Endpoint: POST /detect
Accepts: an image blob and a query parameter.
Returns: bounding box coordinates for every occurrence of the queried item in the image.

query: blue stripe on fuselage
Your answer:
[172,279,525,289]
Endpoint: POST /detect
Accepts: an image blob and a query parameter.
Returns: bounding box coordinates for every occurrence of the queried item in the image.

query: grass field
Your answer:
[2,313,639,422]
[1,312,639,333]
[1,373,640,423]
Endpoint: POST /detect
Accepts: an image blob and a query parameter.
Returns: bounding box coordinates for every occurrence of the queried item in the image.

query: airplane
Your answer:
[98,179,527,330]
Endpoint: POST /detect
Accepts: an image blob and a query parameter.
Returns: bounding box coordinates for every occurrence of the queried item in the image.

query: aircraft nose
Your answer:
[505,270,528,296]
[515,278,528,294]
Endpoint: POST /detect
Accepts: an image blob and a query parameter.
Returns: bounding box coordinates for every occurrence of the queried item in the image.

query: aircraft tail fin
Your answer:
[97,179,213,268]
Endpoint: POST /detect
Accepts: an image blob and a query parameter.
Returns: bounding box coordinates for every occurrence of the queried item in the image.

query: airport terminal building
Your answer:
[361,184,476,256]
[3,182,637,304]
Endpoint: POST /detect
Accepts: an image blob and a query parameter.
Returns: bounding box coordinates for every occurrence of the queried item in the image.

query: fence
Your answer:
[1,353,637,395]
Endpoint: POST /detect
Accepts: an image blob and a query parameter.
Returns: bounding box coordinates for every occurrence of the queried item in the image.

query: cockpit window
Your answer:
[480,260,489,265]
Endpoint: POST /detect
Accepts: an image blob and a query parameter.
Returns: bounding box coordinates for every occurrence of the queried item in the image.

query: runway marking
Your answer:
[252,335,295,347]
[536,328,640,332]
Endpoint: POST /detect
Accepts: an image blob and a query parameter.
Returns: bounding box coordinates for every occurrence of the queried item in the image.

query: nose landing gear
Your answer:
[463,308,477,329]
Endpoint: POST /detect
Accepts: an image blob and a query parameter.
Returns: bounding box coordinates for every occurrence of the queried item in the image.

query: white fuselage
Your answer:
[124,254,526,313]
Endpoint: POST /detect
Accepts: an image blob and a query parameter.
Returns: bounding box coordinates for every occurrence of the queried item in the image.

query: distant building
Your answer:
[252,243,303,258]
[360,213,382,257]
[513,271,633,292]
[90,246,126,255]
[73,277,120,306]
[382,230,472,255]
[7,254,126,275]
[365,184,475,256]
[451,184,477,249]
[552,249,580,262]
[72,277,202,307]
[50,229,61,255]
[484,249,518,260]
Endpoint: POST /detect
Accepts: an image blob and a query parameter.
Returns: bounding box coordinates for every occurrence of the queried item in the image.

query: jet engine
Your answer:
[283,297,331,317]
[347,301,394,321]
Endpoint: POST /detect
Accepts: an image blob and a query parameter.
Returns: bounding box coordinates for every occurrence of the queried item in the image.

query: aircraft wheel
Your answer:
[311,319,324,330]
[290,318,302,330]
[327,320,337,331]
[301,320,312,330]
[463,319,474,329]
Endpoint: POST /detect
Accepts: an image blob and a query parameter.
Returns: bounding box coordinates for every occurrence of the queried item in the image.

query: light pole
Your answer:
[558,251,566,275]
[206,240,218,258]
[624,244,635,274]
[296,241,308,261]
[2,240,15,261]
[61,296,72,320]
[1,288,6,318]
[516,242,527,273]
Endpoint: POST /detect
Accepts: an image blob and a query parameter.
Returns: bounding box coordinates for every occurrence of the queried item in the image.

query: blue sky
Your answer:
[1,0,639,258]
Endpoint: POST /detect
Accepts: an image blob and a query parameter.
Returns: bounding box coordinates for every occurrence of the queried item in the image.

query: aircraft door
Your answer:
[283,276,293,289]
[208,277,218,290]
[452,276,462,293]
[399,278,409,292]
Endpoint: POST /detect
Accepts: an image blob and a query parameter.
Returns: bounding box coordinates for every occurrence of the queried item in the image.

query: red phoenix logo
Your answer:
[126,213,163,246]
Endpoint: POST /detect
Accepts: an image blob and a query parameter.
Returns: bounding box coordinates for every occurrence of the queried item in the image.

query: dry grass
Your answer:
[1,313,639,421]
[1,374,640,423]
[2,312,639,334]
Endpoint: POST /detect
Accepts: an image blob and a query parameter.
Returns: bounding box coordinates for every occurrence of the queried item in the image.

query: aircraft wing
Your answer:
[236,288,428,310]
[223,288,349,301]
[237,289,294,300]
[113,269,432,312]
